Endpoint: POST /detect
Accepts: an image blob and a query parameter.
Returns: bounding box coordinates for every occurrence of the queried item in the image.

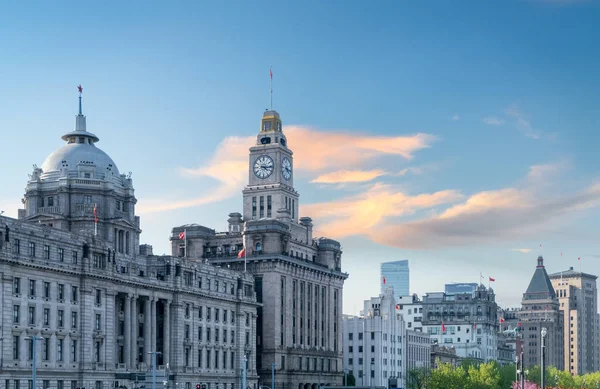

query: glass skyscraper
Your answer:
[381,260,410,297]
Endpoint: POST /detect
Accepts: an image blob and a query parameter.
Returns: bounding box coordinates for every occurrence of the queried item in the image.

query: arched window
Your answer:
[476,306,482,315]
[255,242,262,253]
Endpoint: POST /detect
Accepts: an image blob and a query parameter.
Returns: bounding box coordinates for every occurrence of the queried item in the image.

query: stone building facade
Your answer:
[421,284,502,361]
[0,94,259,389]
[549,267,598,374]
[342,289,406,389]
[171,110,348,389]
[517,256,564,370]
[404,330,430,372]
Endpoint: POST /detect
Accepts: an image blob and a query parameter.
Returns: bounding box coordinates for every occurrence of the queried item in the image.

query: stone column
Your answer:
[144,298,151,366]
[131,295,137,368]
[151,299,157,361]
[124,294,131,367]
[163,300,170,366]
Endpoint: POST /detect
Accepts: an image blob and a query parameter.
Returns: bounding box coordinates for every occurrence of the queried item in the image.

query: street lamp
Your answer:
[271,362,277,389]
[25,336,43,389]
[540,328,547,389]
[242,354,247,389]
[148,351,163,389]
[520,351,525,389]
[515,356,519,385]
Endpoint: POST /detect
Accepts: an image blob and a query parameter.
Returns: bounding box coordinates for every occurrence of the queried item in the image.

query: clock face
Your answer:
[282,157,292,180]
[253,155,274,179]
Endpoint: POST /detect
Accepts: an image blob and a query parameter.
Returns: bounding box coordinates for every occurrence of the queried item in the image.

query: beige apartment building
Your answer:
[549,267,598,375]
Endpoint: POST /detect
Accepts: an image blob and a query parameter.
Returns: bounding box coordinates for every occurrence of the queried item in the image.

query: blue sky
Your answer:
[1,0,599,313]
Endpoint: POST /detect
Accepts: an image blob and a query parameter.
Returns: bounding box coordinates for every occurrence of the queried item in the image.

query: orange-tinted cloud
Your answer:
[311,169,387,184]
[303,164,600,249]
[139,126,436,213]
[302,183,463,238]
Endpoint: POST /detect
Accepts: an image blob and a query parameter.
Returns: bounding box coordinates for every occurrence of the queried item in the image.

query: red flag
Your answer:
[270,67,273,79]
[518,322,522,327]
[93,204,98,223]
[382,276,386,285]
[489,277,495,282]
[578,257,581,261]
[395,304,400,310]
[179,231,185,240]
[473,322,477,330]
[237,248,246,259]
[441,323,446,332]
[500,317,505,323]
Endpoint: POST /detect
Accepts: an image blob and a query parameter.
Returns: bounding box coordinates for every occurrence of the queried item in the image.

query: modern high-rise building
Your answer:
[548,266,598,374]
[343,289,406,389]
[176,109,348,389]
[381,260,409,298]
[517,256,564,370]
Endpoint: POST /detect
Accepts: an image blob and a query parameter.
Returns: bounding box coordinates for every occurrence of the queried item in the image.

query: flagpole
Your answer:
[184,229,187,258]
[94,203,97,236]
[269,66,273,110]
[244,236,247,273]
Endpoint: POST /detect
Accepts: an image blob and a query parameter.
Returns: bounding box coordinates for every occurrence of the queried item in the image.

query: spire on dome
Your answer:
[60,85,99,143]
[78,85,83,115]
[75,85,87,133]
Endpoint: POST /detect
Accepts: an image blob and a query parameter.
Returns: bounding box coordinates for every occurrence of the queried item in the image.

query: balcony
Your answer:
[37,206,61,215]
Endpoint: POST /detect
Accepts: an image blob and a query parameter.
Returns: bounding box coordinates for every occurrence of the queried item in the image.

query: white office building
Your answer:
[396,295,423,332]
[343,289,406,389]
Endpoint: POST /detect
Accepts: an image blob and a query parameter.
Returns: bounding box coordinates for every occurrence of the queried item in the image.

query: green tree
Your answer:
[467,362,501,389]
[344,372,356,387]
[428,363,467,389]
[407,367,430,389]
[497,363,517,389]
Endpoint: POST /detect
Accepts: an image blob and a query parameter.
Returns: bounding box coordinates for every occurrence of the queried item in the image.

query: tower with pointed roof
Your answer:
[517,256,564,370]
[20,88,141,257]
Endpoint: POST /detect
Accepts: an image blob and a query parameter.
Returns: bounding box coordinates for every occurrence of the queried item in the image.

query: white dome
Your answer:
[40,142,120,178]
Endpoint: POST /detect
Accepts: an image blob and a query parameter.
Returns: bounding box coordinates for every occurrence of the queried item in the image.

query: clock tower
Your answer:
[242,110,298,222]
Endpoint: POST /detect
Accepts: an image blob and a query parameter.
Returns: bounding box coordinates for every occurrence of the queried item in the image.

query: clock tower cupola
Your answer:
[243,110,298,222]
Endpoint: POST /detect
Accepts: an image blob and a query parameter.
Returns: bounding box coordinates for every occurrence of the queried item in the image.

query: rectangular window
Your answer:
[197,349,202,368]
[95,289,102,305]
[206,350,211,369]
[29,242,36,257]
[292,199,295,219]
[198,306,203,320]
[44,282,50,298]
[95,314,101,330]
[43,308,50,326]
[13,305,20,323]
[48,197,54,207]
[71,340,77,362]
[13,277,20,294]
[207,328,211,342]
[13,336,20,359]
[231,330,235,344]
[252,197,257,220]
[198,327,203,342]
[58,284,64,300]
[57,338,64,361]
[44,245,50,260]
[71,286,78,302]
[215,308,220,322]
[58,382,64,389]
[28,306,35,325]
[71,311,78,329]
[43,338,50,361]
[72,251,78,264]
[58,310,64,327]
[259,196,264,218]
[29,280,36,296]
[95,342,101,362]
[267,195,272,217]
[207,307,211,321]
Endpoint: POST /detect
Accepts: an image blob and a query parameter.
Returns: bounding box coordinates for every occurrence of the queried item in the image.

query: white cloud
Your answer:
[483,117,505,126]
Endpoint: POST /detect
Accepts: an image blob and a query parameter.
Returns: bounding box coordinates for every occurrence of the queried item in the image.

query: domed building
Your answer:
[20,92,140,256]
